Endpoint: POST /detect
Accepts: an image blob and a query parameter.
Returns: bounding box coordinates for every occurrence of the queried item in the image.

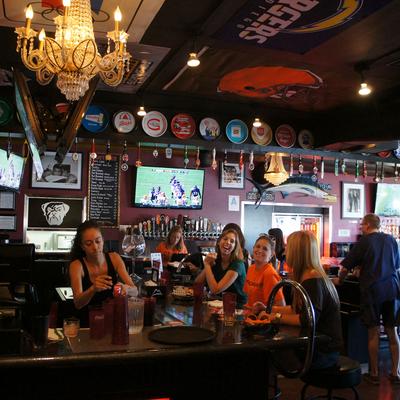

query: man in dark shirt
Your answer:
[339,214,400,384]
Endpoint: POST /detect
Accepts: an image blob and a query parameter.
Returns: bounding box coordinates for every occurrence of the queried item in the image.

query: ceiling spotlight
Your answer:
[187,52,200,67]
[137,106,147,116]
[358,82,372,96]
[253,118,262,128]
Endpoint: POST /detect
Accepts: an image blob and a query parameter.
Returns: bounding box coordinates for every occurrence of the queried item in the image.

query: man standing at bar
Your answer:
[339,213,400,384]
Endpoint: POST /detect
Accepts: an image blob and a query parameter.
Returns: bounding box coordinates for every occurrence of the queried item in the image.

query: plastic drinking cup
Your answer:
[89,306,105,340]
[128,297,144,334]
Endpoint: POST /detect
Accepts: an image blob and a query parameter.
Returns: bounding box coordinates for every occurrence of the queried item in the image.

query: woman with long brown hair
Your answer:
[195,228,247,307]
[69,220,136,326]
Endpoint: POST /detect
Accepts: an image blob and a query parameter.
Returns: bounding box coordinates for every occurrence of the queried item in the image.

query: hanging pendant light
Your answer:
[187,52,200,67]
[253,118,262,128]
[264,152,288,186]
[358,82,372,96]
[137,106,147,116]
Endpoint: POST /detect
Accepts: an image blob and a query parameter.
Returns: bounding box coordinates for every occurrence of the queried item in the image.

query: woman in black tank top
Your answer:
[69,220,136,326]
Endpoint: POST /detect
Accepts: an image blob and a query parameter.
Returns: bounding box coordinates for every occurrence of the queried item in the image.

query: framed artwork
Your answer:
[341,182,365,219]
[24,196,86,229]
[219,162,245,189]
[0,215,16,231]
[31,151,83,190]
[0,191,16,210]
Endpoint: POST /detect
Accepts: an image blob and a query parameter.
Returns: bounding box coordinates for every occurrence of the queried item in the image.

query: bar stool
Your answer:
[300,355,361,400]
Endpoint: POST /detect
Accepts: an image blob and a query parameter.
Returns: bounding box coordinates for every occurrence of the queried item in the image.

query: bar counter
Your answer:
[1,300,310,400]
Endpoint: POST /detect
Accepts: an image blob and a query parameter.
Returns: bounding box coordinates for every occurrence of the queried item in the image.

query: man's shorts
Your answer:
[361,299,400,328]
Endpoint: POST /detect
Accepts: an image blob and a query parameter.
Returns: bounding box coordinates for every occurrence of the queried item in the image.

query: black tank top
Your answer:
[76,252,118,326]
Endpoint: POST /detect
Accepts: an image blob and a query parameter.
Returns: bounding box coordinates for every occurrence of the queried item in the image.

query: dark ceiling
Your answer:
[1,0,400,156]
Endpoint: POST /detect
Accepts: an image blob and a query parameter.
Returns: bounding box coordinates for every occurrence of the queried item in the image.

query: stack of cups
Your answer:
[89,305,105,340]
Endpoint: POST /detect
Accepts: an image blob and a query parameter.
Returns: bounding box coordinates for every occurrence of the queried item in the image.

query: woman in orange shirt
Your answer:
[244,235,285,308]
[156,225,188,264]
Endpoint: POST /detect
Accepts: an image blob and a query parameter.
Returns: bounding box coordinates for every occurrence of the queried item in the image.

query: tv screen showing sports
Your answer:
[14,68,45,179]
[134,166,205,209]
[0,149,25,191]
[374,183,400,217]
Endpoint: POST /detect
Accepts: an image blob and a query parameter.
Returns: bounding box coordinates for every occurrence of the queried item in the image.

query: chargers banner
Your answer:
[216,0,394,53]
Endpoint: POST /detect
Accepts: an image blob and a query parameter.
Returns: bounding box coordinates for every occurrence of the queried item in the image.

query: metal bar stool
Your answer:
[300,355,361,400]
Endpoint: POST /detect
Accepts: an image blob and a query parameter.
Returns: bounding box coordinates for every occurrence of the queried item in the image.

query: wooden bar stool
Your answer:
[300,355,361,400]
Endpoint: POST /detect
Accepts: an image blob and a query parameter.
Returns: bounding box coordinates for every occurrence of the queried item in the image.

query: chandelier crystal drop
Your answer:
[15,0,131,101]
[264,152,289,186]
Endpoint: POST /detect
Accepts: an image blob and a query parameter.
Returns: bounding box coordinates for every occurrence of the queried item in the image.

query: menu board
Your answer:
[88,157,120,227]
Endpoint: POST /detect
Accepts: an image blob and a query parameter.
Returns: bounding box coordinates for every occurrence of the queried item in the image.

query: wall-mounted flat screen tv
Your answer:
[0,148,25,191]
[13,68,45,179]
[134,166,205,209]
[374,183,400,217]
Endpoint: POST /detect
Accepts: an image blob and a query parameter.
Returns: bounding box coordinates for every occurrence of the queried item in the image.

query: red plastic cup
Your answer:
[222,292,237,326]
[112,296,129,345]
[193,283,204,299]
[89,306,105,340]
[143,296,156,326]
[103,298,114,335]
[48,302,58,329]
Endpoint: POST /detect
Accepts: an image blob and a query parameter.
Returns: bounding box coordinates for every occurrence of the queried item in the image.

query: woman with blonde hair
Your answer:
[195,228,247,307]
[255,231,342,369]
[156,225,188,264]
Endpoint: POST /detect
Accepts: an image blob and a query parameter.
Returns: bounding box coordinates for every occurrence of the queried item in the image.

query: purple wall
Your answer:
[5,145,375,243]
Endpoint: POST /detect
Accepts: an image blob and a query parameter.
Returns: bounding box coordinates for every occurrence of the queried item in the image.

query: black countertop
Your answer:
[0,300,312,400]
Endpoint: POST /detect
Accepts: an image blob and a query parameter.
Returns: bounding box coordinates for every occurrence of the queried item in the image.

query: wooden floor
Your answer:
[278,339,400,400]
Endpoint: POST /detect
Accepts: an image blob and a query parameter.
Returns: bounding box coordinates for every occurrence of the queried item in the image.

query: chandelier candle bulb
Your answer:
[25,5,33,31]
[114,7,122,33]
[38,29,45,52]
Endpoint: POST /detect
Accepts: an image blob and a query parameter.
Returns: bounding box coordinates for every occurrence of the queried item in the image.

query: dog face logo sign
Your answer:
[218,66,322,100]
[41,201,70,226]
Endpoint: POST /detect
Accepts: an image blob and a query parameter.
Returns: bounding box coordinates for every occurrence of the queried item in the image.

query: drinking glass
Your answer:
[122,233,146,274]
[222,292,237,326]
[63,317,80,338]
[128,297,144,334]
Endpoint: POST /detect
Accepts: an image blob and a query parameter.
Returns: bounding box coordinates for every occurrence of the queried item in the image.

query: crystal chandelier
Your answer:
[15,0,131,101]
[264,152,289,186]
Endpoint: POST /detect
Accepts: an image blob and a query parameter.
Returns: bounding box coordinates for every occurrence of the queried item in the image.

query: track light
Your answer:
[358,82,372,96]
[355,65,372,96]
[137,106,147,117]
[253,118,262,128]
[187,52,200,67]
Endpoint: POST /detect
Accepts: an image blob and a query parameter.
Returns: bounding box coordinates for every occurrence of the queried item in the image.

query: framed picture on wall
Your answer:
[31,151,83,190]
[24,196,86,229]
[341,182,365,219]
[0,215,16,231]
[0,191,16,210]
[219,162,245,189]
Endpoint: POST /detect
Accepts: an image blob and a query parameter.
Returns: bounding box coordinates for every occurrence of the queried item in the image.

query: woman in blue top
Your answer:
[195,228,247,307]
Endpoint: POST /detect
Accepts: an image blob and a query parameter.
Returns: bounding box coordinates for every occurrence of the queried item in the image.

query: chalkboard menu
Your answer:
[88,157,120,227]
